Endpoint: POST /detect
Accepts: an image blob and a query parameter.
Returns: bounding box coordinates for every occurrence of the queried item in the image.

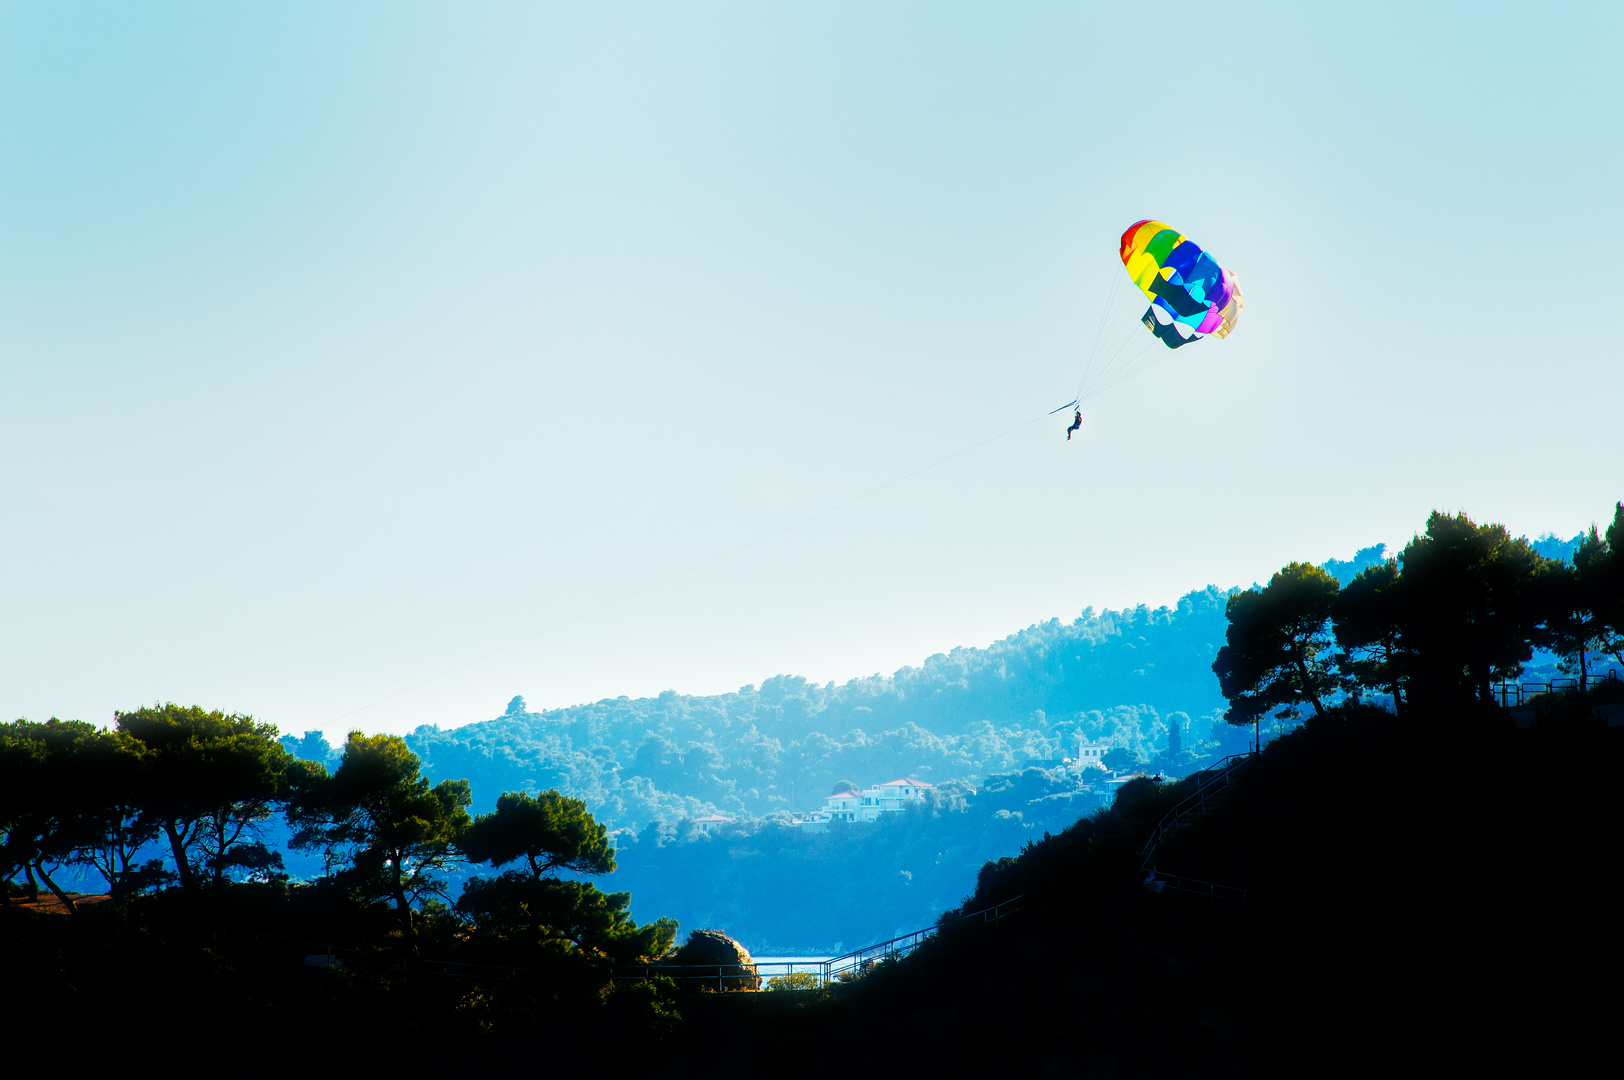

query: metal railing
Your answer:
[1138,752,1255,869]
[611,895,1023,991]
[1492,671,1621,709]
[1142,871,1248,904]
[1135,754,1255,904]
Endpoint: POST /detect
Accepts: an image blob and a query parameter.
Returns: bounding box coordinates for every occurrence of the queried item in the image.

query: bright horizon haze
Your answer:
[3,3,1619,740]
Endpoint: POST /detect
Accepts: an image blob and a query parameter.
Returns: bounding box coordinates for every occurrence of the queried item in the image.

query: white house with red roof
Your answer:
[797,778,934,830]
[822,788,863,822]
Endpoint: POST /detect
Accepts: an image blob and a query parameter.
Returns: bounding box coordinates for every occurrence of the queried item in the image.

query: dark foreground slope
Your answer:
[0,884,684,1074]
[4,710,1614,1077]
[668,709,1621,1077]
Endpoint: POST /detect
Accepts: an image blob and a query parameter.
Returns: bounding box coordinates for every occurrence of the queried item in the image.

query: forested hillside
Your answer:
[390,536,1587,833]
[331,533,1589,949]
[396,586,1248,830]
[24,524,1603,953]
[335,585,1258,948]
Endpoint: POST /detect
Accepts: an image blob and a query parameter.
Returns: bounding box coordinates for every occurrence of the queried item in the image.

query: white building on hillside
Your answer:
[823,789,862,823]
[797,778,935,830]
[1066,739,1110,771]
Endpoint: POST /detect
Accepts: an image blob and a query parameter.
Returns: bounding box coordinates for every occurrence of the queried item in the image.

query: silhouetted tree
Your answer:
[1213,563,1348,744]
[0,719,103,911]
[116,704,291,889]
[1333,559,1410,715]
[1586,503,1624,671]
[209,840,287,884]
[290,732,471,929]
[67,728,161,897]
[456,875,676,964]
[1542,528,1612,696]
[462,789,615,878]
[1393,513,1556,712]
[459,790,672,965]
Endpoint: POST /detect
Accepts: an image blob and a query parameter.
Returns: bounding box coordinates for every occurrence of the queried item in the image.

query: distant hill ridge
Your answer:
[400,532,1589,831]
[404,585,1240,829]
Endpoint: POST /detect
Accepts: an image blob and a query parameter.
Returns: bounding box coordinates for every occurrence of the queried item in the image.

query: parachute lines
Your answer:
[1064,219,1243,410]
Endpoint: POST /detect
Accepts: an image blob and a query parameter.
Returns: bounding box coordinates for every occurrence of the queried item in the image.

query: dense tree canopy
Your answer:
[115,704,291,889]
[0,719,106,911]
[2,708,675,1056]
[402,588,1240,830]
[1333,559,1408,715]
[1219,505,1622,730]
[1394,513,1557,710]
[289,732,472,927]
[1561,503,1624,677]
[64,728,165,897]
[1213,562,1348,733]
[463,790,615,878]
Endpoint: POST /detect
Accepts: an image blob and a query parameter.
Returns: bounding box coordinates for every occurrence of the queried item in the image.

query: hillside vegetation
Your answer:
[4,504,1620,1073]
[396,586,1245,827]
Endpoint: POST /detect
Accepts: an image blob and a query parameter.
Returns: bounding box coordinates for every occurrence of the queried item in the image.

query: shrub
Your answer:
[766,971,821,991]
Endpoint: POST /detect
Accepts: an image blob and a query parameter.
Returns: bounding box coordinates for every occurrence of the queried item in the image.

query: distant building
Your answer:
[797,778,935,829]
[691,814,737,836]
[825,788,862,822]
[1065,737,1110,771]
[863,778,933,815]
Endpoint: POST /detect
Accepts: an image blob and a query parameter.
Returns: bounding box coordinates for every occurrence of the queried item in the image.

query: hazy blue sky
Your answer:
[3,3,1620,738]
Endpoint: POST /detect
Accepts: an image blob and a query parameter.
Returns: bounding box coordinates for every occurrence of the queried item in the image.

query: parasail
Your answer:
[1061,219,1246,418]
[1119,220,1243,349]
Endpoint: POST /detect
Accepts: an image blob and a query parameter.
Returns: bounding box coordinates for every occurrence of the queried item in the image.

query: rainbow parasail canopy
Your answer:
[1119,220,1243,349]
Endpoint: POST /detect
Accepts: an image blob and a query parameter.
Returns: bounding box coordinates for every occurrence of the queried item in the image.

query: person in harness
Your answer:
[1066,409,1083,440]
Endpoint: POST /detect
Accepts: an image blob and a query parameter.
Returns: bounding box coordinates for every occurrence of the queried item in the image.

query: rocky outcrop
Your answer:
[670,929,760,992]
